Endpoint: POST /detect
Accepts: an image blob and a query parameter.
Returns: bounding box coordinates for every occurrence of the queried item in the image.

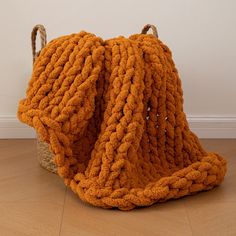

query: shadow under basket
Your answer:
[36,134,57,173]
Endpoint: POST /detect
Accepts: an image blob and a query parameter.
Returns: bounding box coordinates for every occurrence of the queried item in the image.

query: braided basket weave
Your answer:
[32,25,57,173]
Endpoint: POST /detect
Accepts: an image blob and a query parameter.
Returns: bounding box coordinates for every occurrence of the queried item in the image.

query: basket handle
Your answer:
[141,24,158,38]
[31,24,47,64]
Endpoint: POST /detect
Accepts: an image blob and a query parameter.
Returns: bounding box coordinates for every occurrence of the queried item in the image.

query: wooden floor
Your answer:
[0,139,235,236]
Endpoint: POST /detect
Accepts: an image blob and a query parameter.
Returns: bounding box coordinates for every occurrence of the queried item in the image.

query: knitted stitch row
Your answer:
[18,26,227,210]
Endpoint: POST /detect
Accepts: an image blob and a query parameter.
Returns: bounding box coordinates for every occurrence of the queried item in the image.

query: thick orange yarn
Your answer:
[18,29,227,210]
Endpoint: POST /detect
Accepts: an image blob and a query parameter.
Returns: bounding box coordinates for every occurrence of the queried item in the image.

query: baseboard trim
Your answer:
[0,115,235,139]
[188,116,236,138]
[0,115,36,139]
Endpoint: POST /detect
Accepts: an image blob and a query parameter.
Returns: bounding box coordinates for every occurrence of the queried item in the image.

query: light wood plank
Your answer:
[60,191,192,236]
[0,139,66,236]
[0,139,235,236]
[0,201,64,236]
[185,201,236,236]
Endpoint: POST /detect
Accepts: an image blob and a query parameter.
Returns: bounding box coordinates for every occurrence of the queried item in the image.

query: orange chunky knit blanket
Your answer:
[18,25,227,210]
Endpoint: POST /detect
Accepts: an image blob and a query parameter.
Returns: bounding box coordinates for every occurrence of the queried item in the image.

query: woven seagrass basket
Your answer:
[31,23,158,174]
[32,25,57,173]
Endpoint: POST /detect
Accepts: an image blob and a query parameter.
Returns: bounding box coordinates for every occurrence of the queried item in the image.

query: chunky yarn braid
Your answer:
[18,25,227,210]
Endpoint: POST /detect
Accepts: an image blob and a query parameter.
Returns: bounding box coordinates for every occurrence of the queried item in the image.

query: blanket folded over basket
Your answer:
[17,25,227,210]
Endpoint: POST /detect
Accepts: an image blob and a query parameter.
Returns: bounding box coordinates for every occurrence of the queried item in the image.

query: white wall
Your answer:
[0,0,236,138]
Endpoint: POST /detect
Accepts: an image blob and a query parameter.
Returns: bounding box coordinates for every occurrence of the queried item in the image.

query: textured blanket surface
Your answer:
[18,29,227,210]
